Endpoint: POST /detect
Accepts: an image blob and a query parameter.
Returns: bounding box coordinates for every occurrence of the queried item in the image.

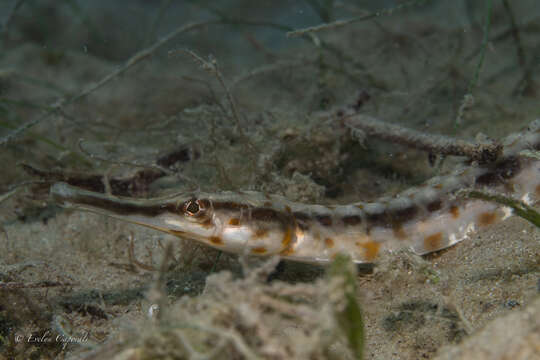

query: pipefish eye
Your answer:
[183,198,209,217]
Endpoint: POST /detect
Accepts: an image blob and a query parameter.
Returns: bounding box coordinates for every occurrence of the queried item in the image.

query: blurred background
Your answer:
[1,1,540,359]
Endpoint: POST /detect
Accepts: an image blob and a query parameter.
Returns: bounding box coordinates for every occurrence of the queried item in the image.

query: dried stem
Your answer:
[345,114,502,162]
[179,50,253,146]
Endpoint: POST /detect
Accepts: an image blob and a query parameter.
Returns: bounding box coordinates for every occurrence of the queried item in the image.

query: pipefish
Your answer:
[51,121,540,264]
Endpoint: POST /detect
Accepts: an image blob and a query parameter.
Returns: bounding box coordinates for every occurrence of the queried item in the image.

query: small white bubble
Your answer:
[148,304,159,318]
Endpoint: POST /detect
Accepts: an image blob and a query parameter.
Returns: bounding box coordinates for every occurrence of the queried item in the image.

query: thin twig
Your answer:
[128,232,156,271]
[77,139,173,175]
[467,0,493,95]
[155,242,174,322]
[178,50,250,143]
[145,0,173,46]
[501,0,525,69]
[0,280,74,290]
[287,0,431,37]
[0,0,25,45]
[501,0,536,96]
[345,114,502,162]
[0,20,216,146]
[77,139,200,192]
[177,49,259,178]
[230,59,309,89]
[287,17,369,38]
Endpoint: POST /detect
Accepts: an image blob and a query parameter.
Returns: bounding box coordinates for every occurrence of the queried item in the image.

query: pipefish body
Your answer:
[51,121,540,264]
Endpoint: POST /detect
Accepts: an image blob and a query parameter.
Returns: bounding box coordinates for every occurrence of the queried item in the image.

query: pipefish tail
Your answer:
[51,121,540,264]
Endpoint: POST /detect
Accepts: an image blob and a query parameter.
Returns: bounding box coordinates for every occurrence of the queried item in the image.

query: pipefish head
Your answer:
[50,182,219,242]
[167,196,218,239]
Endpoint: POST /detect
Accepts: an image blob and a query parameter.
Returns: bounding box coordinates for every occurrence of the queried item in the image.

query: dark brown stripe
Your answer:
[426,200,442,212]
[64,194,175,217]
[292,211,311,221]
[364,205,419,228]
[343,215,362,226]
[475,157,520,186]
[296,222,309,231]
[365,211,385,226]
[213,201,251,211]
[251,208,282,221]
[292,211,311,230]
[390,205,419,223]
[315,214,332,226]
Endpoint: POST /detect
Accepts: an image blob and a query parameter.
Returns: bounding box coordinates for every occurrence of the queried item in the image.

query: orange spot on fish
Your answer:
[478,212,497,226]
[361,241,380,261]
[252,246,267,254]
[423,232,443,251]
[254,228,269,238]
[325,237,334,248]
[449,206,460,219]
[209,236,223,245]
[282,227,293,247]
[280,247,295,256]
[228,218,240,226]
[392,225,407,240]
